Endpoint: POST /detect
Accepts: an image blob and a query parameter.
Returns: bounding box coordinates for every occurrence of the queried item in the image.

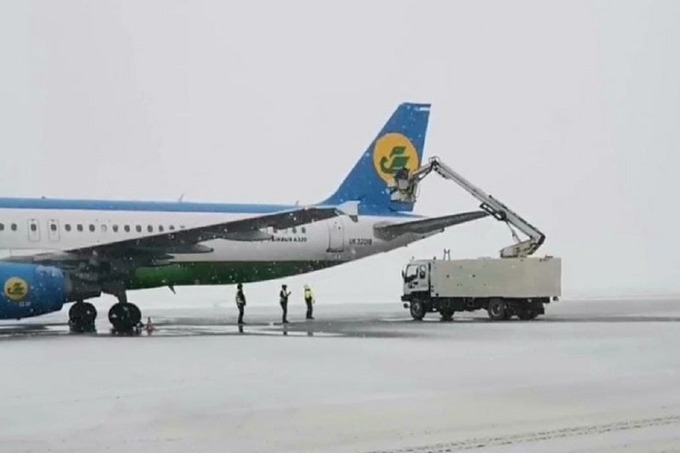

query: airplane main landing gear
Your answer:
[108,293,142,335]
[69,301,97,333]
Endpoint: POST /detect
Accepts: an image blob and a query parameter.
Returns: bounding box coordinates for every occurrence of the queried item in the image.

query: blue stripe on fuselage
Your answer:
[0,198,422,218]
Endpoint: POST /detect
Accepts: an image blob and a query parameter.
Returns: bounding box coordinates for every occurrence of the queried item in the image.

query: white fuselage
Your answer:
[0,205,430,282]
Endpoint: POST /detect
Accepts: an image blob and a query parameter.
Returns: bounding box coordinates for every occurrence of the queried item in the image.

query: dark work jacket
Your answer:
[236,289,246,306]
[280,290,290,304]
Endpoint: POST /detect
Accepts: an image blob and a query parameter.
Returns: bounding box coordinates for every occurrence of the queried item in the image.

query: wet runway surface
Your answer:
[2,298,680,453]
[3,298,680,341]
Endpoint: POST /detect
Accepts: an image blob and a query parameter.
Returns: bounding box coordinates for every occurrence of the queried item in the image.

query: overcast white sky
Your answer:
[1,1,679,308]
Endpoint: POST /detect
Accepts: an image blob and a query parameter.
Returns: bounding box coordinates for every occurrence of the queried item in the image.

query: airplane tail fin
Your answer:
[321,102,431,214]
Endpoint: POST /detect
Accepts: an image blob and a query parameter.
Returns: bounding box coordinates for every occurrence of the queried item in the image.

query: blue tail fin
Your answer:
[322,102,431,214]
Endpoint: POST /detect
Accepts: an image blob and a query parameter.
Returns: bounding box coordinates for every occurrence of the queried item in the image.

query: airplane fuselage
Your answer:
[0,199,430,290]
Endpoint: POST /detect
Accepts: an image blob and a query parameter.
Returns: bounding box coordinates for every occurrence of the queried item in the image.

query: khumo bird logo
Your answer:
[372,133,419,184]
[4,277,29,301]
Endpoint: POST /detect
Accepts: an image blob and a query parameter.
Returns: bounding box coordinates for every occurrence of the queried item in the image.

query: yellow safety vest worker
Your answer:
[304,287,314,303]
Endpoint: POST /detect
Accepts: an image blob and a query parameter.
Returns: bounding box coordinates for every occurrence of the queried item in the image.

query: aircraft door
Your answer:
[47,219,60,242]
[27,219,40,242]
[327,218,344,252]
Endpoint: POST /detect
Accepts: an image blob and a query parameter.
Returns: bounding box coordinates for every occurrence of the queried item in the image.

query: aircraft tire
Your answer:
[69,302,97,333]
[108,302,142,333]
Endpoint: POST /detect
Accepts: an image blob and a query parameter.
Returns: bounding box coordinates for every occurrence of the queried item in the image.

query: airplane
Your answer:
[0,102,489,333]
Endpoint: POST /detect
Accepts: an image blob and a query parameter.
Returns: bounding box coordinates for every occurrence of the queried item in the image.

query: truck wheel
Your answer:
[518,308,535,320]
[410,300,426,321]
[440,309,454,322]
[487,298,506,321]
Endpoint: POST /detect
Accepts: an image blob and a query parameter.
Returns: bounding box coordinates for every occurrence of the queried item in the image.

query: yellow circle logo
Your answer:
[372,133,420,184]
[4,277,29,301]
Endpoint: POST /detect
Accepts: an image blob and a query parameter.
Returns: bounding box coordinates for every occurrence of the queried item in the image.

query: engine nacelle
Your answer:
[0,263,69,320]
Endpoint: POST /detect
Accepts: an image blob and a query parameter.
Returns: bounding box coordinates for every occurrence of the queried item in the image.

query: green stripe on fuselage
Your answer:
[128,261,341,289]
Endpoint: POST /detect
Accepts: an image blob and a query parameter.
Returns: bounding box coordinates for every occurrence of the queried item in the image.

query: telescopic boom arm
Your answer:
[389,156,545,258]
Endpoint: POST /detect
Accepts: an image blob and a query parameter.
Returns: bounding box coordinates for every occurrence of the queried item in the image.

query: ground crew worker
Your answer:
[304,284,315,320]
[235,283,246,324]
[279,284,291,324]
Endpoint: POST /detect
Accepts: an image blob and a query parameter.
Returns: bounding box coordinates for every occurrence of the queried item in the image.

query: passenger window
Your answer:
[101,224,107,232]
[292,227,297,233]
[301,227,306,233]
[11,223,17,231]
[158,225,164,233]
[50,223,57,232]
[136,225,142,233]
[113,225,119,233]
[30,223,37,232]
[147,225,153,233]
[65,224,71,232]
[0,223,4,231]
[169,225,175,231]
[89,224,95,232]
[77,224,83,232]
[124,225,130,233]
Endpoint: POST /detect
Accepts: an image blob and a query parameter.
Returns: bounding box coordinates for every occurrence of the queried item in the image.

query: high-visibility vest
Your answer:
[304,288,314,302]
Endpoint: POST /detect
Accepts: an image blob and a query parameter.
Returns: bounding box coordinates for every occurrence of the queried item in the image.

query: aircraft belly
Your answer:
[129,260,341,289]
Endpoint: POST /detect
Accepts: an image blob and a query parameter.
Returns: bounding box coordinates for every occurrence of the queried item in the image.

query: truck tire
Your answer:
[518,307,536,320]
[440,309,454,322]
[410,300,426,321]
[487,298,506,321]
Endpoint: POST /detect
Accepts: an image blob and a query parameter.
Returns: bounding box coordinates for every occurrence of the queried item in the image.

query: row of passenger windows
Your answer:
[0,222,307,234]
[0,222,186,233]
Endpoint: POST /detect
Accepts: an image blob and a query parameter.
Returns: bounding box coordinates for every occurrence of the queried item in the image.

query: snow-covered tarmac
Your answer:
[2,298,680,453]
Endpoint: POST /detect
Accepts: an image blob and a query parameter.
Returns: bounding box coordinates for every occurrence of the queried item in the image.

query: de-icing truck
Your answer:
[389,156,562,321]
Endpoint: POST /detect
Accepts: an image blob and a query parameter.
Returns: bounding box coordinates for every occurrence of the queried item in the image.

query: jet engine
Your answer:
[0,263,70,320]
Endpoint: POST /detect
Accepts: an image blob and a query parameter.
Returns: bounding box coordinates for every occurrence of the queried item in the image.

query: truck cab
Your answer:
[402,260,430,295]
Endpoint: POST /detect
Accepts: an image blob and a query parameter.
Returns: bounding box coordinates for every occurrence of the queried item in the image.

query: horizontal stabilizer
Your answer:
[374,211,489,240]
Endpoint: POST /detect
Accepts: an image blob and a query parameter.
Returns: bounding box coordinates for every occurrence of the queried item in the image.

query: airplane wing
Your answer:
[374,211,489,240]
[5,201,359,267]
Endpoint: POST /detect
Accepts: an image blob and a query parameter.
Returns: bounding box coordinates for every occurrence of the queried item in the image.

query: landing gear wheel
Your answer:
[108,302,142,334]
[409,300,426,321]
[68,302,97,333]
[487,298,506,321]
[440,309,454,322]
